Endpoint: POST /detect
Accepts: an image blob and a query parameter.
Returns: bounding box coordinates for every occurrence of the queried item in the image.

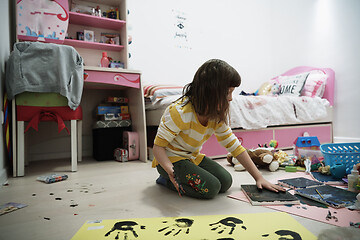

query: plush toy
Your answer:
[273,150,289,165]
[227,148,280,172]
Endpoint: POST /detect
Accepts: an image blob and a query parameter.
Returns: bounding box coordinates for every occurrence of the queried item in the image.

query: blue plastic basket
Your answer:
[320,142,360,174]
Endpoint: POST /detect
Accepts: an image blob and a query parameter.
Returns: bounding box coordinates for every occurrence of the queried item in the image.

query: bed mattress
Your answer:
[145,95,332,129]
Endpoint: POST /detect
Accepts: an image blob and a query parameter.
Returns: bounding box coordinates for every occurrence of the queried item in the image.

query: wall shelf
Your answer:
[63,38,124,51]
[69,12,126,30]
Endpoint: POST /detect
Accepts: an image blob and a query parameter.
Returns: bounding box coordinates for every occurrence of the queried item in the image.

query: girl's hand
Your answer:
[256,177,285,192]
[165,167,185,197]
[153,144,185,196]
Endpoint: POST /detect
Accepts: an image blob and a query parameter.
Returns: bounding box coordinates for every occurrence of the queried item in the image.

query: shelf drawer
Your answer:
[201,129,274,158]
[233,129,274,149]
[201,135,228,158]
[84,70,140,88]
[274,124,332,149]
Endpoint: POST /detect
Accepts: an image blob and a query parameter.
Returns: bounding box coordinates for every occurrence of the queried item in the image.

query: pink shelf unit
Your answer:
[69,12,125,30]
[84,70,140,89]
[17,35,65,44]
[63,39,124,51]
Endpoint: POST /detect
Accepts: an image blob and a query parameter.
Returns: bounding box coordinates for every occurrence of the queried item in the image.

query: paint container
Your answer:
[348,165,359,192]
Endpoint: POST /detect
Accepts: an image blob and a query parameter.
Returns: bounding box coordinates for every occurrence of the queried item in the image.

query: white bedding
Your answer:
[229,95,329,129]
[145,95,330,130]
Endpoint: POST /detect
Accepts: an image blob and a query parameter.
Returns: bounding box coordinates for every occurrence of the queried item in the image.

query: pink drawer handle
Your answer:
[114,74,140,83]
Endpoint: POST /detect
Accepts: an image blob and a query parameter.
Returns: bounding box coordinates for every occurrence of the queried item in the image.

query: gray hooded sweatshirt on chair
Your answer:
[5,41,84,110]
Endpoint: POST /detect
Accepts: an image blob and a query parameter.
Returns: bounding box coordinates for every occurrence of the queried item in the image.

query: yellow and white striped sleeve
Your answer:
[214,122,245,157]
[154,103,188,147]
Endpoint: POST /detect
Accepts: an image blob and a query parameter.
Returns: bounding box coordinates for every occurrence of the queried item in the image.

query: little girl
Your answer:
[152,59,284,199]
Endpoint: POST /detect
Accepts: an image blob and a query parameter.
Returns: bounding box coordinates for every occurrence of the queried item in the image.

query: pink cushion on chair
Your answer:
[17,105,82,133]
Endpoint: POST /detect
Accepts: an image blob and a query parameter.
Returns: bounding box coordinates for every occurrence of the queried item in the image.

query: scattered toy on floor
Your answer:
[227,148,279,172]
[37,173,68,184]
[258,139,278,149]
[318,165,331,175]
[274,150,289,165]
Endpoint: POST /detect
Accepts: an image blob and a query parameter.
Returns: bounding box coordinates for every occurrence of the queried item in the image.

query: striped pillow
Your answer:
[143,85,183,102]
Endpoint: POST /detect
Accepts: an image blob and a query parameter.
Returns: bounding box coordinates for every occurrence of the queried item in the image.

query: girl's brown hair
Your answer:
[182,59,241,123]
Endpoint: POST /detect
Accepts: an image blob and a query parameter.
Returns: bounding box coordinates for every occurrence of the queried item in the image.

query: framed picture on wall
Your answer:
[84,30,94,42]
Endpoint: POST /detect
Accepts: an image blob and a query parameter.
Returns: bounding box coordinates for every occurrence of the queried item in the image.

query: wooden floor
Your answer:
[0,157,356,240]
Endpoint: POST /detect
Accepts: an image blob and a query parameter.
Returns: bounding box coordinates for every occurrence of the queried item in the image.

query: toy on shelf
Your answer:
[100,52,110,67]
[101,33,120,45]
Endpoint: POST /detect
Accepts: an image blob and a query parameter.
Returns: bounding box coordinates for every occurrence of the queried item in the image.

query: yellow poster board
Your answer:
[71,212,316,240]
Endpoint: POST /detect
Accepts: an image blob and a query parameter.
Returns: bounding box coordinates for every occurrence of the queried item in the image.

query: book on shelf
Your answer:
[106,96,128,104]
[241,184,300,206]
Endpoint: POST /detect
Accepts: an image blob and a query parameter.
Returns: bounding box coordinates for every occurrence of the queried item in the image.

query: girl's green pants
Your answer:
[156,156,232,199]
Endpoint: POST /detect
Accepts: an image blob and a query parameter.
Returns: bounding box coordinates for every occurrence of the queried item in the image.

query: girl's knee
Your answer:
[219,172,233,193]
[196,178,221,199]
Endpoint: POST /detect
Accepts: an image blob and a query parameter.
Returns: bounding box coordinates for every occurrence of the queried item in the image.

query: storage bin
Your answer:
[93,127,131,161]
[298,148,324,162]
[320,142,360,174]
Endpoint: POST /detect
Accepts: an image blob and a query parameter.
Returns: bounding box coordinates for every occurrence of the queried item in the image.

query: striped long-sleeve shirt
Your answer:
[152,97,245,167]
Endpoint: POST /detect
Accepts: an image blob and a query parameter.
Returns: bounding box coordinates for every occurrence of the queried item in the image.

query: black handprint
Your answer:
[209,217,247,235]
[105,221,145,239]
[158,218,194,236]
[261,230,302,240]
[275,230,302,240]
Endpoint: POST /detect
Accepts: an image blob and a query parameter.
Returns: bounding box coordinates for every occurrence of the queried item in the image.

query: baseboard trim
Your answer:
[29,150,92,162]
[333,137,360,143]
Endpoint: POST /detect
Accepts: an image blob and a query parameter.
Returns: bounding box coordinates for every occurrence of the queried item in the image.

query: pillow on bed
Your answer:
[143,85,183,102]
[277,72,309,96]
[301,70,328,98]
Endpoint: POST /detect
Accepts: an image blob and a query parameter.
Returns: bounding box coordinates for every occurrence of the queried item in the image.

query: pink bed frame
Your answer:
[200,66,335,157]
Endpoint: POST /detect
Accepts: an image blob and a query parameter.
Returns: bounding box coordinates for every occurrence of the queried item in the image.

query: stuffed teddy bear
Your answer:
[227,148,280,172]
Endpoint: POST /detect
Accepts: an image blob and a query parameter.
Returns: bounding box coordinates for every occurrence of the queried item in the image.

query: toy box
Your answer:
[96,105,128,115]
[293,136,321,160]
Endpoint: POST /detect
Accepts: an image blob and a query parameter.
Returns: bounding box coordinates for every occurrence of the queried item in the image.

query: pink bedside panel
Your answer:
[85,70,140,89]
[233,129,273,149]
[201,135,228,157]
[275,124,332,149]
[201,129,274,158]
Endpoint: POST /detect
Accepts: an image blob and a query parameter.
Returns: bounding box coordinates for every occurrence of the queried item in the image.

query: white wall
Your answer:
[128,0,360,142]
[0,0,12,185]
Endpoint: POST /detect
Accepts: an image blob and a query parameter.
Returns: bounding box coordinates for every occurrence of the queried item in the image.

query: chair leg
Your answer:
[71,120,77,172]
[77,120,82,162]
[17,121,25,177]
[12,101,17,177]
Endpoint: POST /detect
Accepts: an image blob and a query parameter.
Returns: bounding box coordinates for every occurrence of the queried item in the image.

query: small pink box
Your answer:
[123,131,139,160]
